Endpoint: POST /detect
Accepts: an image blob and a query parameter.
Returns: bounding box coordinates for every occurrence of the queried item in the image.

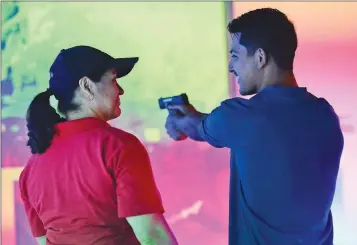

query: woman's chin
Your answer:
[106,107,122,121]
[113,107,122,118]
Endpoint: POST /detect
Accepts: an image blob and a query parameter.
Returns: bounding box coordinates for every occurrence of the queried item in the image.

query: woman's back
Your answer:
[20,118,146,244]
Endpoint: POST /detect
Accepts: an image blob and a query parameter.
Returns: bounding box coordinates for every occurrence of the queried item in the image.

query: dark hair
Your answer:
[227,8,297,70]
[26,69,105,154]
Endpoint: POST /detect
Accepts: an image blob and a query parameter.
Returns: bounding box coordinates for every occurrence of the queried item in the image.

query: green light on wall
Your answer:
[2,2,229,141]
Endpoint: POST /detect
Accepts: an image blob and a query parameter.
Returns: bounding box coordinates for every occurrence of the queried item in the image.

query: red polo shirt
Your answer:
[19,117,164,245]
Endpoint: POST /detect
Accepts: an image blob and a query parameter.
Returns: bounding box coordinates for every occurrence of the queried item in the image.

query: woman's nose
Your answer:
[118,84,124,95]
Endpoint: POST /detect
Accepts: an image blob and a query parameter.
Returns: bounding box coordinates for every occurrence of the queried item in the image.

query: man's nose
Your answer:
[228,61,234,73]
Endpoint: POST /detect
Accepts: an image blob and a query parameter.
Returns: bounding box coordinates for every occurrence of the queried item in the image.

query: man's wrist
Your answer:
[188,110,207,125]
[183,111,207,141]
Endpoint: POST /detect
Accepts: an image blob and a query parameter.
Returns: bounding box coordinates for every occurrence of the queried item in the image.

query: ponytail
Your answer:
[26,89,64,154]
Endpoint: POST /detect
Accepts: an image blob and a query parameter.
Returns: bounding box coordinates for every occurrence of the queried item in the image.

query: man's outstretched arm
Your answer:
[165,101,237,148]
[165,105,207,142]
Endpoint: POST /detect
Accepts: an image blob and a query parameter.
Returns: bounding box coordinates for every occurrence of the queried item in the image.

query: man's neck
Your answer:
[258,69,298,92]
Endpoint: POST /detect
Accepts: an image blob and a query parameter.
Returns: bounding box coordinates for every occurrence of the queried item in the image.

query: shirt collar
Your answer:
[55,117,110,138]
[261,85,307,94]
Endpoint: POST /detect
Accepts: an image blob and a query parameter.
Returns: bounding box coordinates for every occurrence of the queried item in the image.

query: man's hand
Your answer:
[164,104,207,142]
[165,111,187,141]
[168,104,198,116]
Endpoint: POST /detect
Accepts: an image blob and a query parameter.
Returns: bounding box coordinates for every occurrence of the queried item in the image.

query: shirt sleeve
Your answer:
[19,169,46,237]
[108,136,164,218]
[198,98,250,148]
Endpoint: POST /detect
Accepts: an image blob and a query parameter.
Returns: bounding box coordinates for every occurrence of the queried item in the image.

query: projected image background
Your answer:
[2,2,357,245]
[2,2,230,245]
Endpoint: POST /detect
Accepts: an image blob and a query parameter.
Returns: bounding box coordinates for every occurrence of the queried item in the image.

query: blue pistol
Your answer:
[158,93,189,110]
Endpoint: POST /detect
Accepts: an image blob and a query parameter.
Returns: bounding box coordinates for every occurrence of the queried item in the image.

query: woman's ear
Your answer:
[78,77,94,101]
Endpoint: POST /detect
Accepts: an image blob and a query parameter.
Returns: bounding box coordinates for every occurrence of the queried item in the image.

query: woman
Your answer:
[19,46,178,245]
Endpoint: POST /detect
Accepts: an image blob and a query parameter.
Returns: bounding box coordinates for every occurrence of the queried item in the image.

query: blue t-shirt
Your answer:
[198,86,344,245]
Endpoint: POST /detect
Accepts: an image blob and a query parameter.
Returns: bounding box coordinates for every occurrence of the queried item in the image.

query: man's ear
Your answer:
[254,48,268,69]
[78,77,94,101]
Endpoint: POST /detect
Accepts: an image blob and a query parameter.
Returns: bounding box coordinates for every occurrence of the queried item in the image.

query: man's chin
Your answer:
[239,87,255,96]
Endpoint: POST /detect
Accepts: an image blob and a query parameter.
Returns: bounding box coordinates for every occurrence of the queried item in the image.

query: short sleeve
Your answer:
[108,137,164,218]
[19,169,46,237]
[198,98,250,148]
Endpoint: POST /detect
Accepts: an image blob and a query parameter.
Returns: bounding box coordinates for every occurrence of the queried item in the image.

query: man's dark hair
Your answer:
[26,70,104,154]
[228,8,297,70]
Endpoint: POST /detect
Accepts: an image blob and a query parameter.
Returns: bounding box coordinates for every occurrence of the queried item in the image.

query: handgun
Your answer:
[158,93,189,110]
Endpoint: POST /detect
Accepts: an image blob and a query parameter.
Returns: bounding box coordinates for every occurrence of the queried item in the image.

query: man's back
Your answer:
[224,87,343,245]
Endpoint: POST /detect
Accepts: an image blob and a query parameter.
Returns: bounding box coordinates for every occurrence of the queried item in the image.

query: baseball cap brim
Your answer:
[109,57,139,78]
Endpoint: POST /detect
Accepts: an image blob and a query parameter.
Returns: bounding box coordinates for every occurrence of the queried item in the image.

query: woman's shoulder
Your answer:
[98,125,143,150]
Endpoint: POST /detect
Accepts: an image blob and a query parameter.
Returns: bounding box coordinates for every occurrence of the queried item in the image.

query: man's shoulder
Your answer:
[213,97,258,120]
[218,97,253,114]
[221,97,251,107]
[314,97,336,112]
[299,93,339,119]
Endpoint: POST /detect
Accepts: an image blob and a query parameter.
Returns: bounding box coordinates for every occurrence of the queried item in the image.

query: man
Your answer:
[165,8,343,245]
